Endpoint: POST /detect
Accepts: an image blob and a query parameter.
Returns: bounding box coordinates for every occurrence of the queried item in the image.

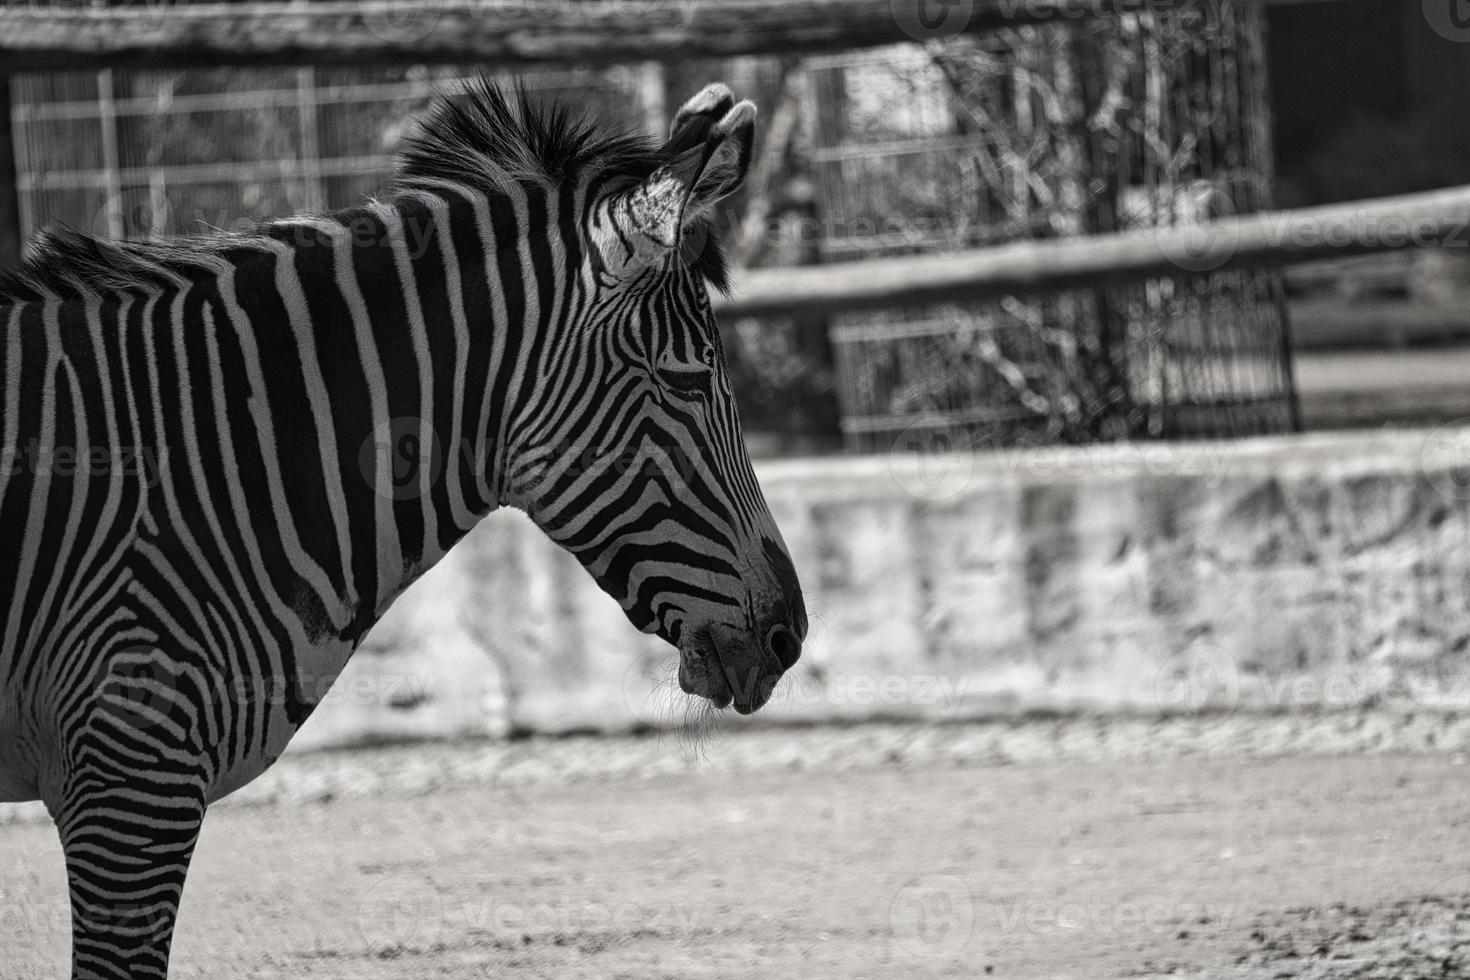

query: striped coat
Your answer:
[0,80,804,979]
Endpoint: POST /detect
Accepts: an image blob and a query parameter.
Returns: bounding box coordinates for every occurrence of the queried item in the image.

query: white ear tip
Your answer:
[686,83,734,115]
[715,100,757,134]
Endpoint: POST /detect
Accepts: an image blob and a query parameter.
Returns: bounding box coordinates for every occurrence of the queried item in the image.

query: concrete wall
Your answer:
[292,426,1470,751]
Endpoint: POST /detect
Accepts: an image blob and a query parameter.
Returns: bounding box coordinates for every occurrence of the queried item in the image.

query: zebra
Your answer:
[0,79,806,978]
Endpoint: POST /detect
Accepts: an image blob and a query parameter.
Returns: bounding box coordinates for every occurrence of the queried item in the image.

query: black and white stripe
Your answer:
[0,80,804,979]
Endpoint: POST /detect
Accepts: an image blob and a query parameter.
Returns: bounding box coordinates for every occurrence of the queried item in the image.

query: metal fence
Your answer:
[11,64,661,243]
[807,1,1298,451]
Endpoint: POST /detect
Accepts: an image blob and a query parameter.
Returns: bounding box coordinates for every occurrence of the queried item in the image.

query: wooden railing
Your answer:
[713,186,1470,318]
[0,0,1342,71]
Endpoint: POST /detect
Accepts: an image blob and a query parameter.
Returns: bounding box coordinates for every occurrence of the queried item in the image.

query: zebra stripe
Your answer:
[0,80,804,979]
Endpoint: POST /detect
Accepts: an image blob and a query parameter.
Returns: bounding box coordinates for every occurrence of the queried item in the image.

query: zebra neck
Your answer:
[264,193,515,641]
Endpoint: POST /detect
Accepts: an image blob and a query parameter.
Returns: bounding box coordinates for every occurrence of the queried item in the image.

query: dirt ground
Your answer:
[4,719,1470,979]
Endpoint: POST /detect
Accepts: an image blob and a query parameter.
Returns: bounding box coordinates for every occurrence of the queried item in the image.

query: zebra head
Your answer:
[497,84,806,714]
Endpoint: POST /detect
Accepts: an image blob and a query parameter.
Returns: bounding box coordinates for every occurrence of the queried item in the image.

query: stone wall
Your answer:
[291,427,1470,751]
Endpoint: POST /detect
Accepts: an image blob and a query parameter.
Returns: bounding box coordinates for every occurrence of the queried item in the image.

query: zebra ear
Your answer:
[622,90,756,255]
[667,82,739,150]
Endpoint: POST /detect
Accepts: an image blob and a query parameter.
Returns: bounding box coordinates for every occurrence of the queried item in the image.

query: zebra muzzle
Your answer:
[678,619,799,715]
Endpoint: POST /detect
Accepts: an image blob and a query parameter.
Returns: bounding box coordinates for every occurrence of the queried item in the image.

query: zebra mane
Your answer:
[395,79,731,291]
[0,79,730,305]
[0,230,247,305]
[397,79,655,197]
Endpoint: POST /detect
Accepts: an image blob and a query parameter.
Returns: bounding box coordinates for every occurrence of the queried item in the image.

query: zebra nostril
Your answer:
[766,624,802,672]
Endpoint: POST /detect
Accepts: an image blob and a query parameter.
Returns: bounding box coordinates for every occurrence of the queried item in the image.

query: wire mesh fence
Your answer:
[807,0,1298,452]
[11,64,661,243]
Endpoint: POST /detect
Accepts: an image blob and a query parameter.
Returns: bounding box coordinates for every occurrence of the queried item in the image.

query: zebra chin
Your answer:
[675,619,802,716]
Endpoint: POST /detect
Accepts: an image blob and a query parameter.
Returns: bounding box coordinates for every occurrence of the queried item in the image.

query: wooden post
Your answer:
[297,65,325,213]
[0,0,1347,72]
[0,75,21,270]
[636,63,666,141]
[96,69,124,240]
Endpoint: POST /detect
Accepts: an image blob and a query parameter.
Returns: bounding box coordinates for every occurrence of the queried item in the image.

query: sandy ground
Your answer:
[4,716,1470,979]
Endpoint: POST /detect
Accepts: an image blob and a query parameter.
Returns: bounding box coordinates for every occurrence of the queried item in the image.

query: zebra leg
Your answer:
[53,650,212,980]
[56,774,206,980]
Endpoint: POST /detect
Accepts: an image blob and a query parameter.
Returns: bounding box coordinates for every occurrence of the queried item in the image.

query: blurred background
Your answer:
[7,2,1470,977]
[9,0,1470,454]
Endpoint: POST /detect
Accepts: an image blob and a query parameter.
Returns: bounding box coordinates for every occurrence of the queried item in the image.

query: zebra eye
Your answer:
[654,347,715,396]
[658,363,710,396]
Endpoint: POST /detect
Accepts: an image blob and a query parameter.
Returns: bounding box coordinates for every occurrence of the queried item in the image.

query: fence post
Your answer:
[636,62,665,139]
[0,74,21,269]
[296,66,325,213]
[96,68,124,239]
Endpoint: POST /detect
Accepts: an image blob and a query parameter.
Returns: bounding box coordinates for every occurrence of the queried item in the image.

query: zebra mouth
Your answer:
[677,624,734,710]
[677,622,783,715]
